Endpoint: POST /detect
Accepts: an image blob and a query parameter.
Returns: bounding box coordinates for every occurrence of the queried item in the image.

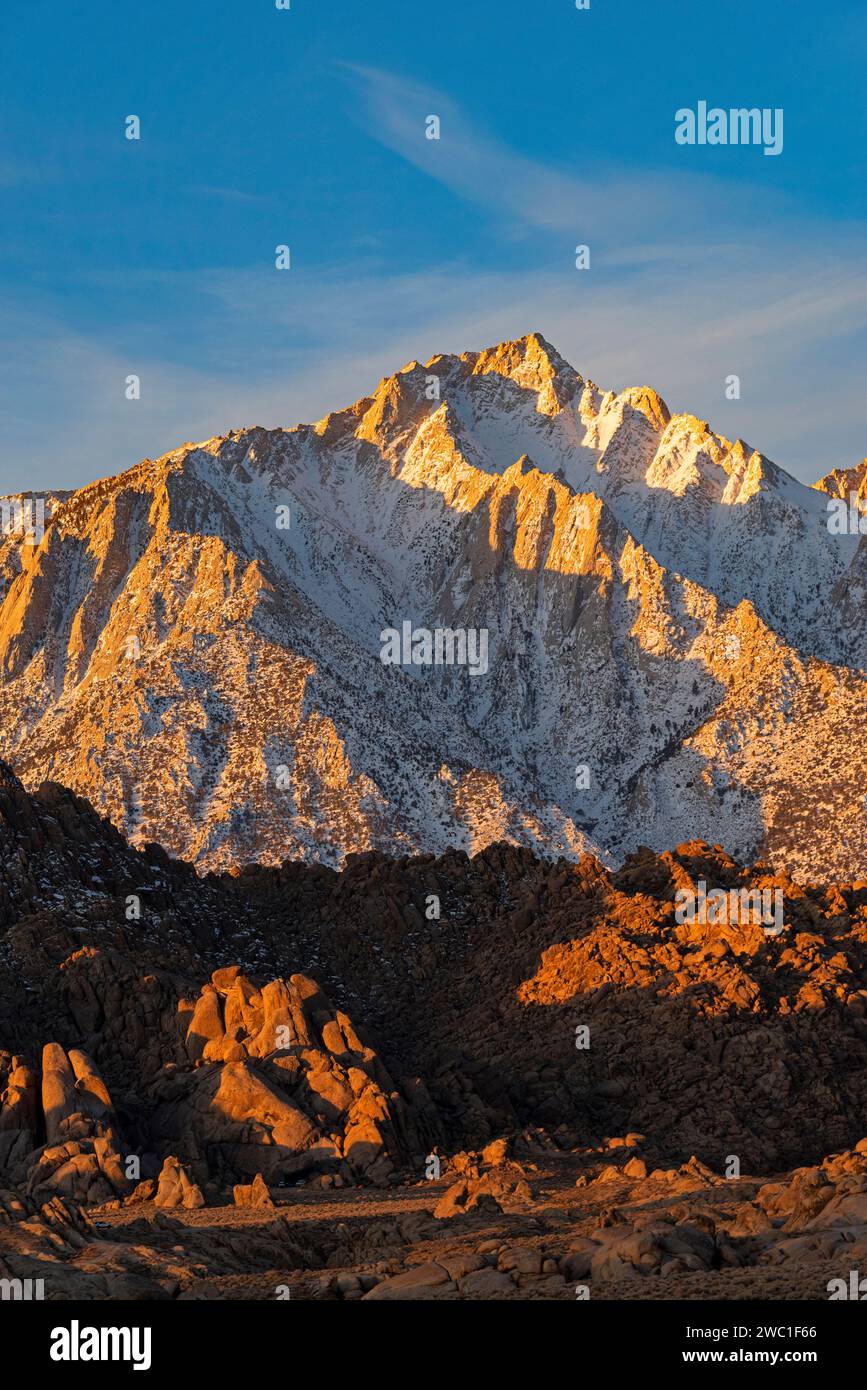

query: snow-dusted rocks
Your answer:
[1,333,866,878]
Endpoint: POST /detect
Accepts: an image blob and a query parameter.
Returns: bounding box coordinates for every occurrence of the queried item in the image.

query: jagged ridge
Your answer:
[1,333,866,878]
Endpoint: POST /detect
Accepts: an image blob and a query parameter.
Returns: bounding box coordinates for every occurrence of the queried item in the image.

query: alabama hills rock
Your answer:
[1,333,866,879]
[3,762,867,1296]
[5,759,867,1177]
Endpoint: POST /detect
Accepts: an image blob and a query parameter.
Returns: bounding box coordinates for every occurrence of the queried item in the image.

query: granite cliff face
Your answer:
[1,333,866,878]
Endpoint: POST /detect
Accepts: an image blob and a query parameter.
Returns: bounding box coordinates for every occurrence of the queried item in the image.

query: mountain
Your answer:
[1,332,866,877]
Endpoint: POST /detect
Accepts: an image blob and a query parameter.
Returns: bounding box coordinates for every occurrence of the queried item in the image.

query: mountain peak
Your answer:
[3,332,867,882]
[815,457,867,501]
[464,332,581,413]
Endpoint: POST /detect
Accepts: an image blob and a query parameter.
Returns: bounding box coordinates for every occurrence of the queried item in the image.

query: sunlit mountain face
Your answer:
[1,333,866,879]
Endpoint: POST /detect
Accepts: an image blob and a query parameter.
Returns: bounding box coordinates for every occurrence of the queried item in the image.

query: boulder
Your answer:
[154,1156,206,1210]
[233,1173,274,1208]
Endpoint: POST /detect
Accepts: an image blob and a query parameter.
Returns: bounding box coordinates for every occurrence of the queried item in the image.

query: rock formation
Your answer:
[1,762,867,1298]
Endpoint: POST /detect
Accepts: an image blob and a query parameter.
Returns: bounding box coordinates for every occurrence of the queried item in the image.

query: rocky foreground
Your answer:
[3,761,867,1300]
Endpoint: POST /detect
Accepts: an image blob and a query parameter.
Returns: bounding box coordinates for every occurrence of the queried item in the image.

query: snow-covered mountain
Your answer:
[2,332,866,878]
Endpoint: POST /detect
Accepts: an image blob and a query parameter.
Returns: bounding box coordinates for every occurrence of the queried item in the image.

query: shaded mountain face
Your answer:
[1,332,866,877]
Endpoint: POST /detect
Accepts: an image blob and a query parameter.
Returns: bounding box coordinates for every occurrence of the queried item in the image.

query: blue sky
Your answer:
[2,0,866,491]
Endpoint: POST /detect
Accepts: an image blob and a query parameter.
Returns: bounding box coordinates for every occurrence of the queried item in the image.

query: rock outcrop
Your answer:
[154,1156,205,1210]
[146,967,423,1184]
[2,763,867,1299]
[0,1042,130,1206]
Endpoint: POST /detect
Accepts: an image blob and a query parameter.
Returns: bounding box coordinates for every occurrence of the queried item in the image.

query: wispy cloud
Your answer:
[2,69,866,492]
[341,64,789,247]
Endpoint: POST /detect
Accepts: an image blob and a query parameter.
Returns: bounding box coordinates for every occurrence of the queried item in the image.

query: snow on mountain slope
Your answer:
[0,333,865,879]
